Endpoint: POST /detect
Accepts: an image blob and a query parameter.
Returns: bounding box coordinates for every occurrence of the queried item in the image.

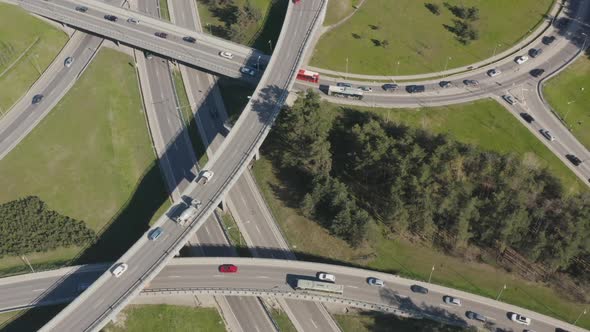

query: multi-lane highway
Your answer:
[16,0,268,80]
[1,258,585,332]
[41,0,327,329]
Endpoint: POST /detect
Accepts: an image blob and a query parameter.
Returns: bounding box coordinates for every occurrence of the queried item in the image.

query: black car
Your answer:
[466,311,487,322]
[520,112,535,123]
[32,94,43,105]
[529,48,543,58]
[155,32,168,39]
[410,285,429,294]
[75,6,88,13]
[566,154,582,166]
[406,85,425,93]
[382,83,398,91]
[439,81,452,88]
[542,35,556,45]
[182,36,196,43]
[463,79,479,86]
[104,15,118,22]
[337,82,352,88]
[530,68,545,78]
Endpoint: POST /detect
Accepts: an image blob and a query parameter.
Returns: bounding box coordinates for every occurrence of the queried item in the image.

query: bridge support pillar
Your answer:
[218,199,228,212]
[253,148,260,161]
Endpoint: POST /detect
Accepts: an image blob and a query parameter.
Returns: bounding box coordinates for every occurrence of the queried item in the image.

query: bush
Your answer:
[0,196,95,257]
[425,3,441,15]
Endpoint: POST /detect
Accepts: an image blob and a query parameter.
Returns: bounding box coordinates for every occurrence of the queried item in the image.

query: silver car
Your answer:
[64,56,74,68]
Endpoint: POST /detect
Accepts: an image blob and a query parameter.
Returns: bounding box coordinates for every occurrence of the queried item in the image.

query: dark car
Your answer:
[147,227,163,240]
[520,112,535,123]
[155,32,168,39]
[529,48,543,58]
[566,154,582,166]
[542,35,556,45]
[439,81,452,88]
[104,15,118,22]
[406,85,425,93]
[75,6,88,13]
[463,79,479,87]
[466,311,487,322]
[530,68,545,78]
[410,285,429,294]
[32,94,44,105]
[337,82,352,88]
[219,264,238,273]
[382,83,398,91]
[182,36,196,43]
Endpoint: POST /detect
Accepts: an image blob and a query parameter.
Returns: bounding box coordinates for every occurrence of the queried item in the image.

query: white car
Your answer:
[127,17,139,24]
[487,69,501,77]
[367,277,384,287]
[540,128,555,141]
[443,296,461,306]
[317,272,336,282]
[515,55,529,64]
[219,51,234,59]
[197,170,214,184]
[502,94,517,105]
[510,313,531,326]
[111,263,128,278]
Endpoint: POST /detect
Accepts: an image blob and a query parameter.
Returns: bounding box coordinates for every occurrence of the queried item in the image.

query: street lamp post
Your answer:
[257,55,261,71]
[443,57,451,77]
[492,43,502,58]
[268,40,273,54]
[396,61,400,77]
[345,57,349,80]
[496,284,507,301]
[427,265,435,283]
[574,308,587,325]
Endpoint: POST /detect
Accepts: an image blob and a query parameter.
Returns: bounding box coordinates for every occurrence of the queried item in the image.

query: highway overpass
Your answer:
[1,258,585,332]
[16,0,269,81]
[39,0,327,330]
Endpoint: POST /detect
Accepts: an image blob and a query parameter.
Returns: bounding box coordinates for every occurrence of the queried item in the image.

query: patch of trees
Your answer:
[424,2,480,44]
[203,0,263,44]
[0,196,95,257]
[271,90,590,281]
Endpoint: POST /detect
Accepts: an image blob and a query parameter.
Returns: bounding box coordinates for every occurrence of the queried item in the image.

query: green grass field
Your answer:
[221,212,251,257]
[324,0,355,26]
[270,309,297,332]
[0,48,169,273]
[103,305,226,332]
[0,3,68,112]
[543,56,590,150]
[342,99,585,194]
[158,0,170,21]
[312,0,553,75]
[251,100,590,329]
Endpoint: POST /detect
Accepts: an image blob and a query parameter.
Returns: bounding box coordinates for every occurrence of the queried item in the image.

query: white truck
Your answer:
[196,170,214,184]
[175,199,202,226]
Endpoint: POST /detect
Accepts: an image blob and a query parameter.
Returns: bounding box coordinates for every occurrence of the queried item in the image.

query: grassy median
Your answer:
[103,305,225,332]
[0,3,68,113]
[543,56,590,150]
[0,48,169,274]
[312,0,553,75]
[251,99,589,329]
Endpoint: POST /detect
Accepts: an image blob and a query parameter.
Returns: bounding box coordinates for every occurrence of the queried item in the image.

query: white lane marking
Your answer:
[255,224,261,234]
[347,285,358,289]
[255,276,269,279]
[310,319,318,329]
[32,288,45,292]
[168,275,180,278]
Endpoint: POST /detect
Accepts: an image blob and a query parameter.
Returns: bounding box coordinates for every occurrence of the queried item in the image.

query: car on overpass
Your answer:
[406,85,425,93]
[317,272,336,282]
[367,277,384,287]
[566,154,582,166]
[382,83,398,92]
[520,112,535,123]
[463,79,479,87]
[110,263,128,278]
[183,36,196,43]
[219,51,234,59]
[439,81,452,89]
[530,68,545,78]
[466,311,487,322]
[147,227,163,241]
[219,264,238,273]
[443,296,462,306]
[510,312,532,326]
[410,285,429,294]
[487,69,501,77]
[515,55,529,64]
[104,15,118,22]
[155,32,168,39]
[240,66,257,77]
[75,6,88,13]
[127,17,139,24]
[64,57,74,68]
[502,94,517,105]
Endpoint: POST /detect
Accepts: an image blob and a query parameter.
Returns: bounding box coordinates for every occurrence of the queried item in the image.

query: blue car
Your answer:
[148,227,163,240]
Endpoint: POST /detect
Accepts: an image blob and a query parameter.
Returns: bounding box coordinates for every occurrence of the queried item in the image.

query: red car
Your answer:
[293,0,300,3]
[219,264,238,273]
